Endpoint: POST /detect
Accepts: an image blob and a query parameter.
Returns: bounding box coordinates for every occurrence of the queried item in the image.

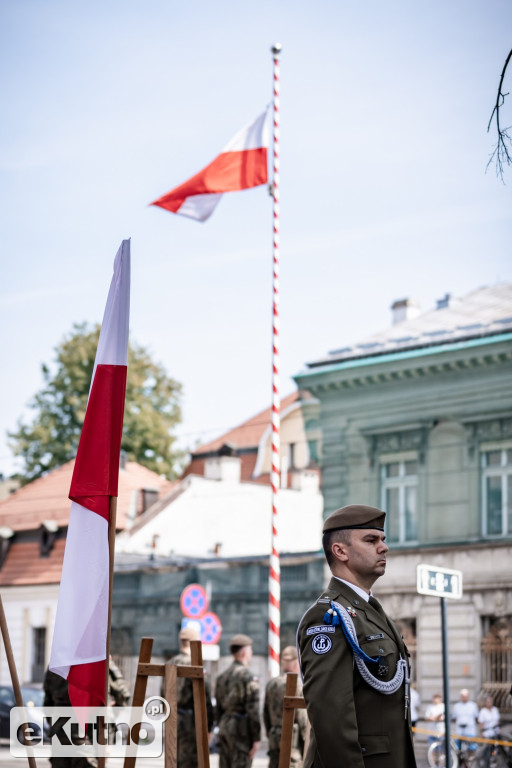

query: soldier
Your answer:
[43,668,97,768]
[161,626,214,768]
[263,645,307,768]
[215,634,261,768]
[297,504,416,768]
[108,657,130,707]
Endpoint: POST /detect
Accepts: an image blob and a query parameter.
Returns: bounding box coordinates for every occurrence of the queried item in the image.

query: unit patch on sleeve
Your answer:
[306,625,336,636]
[311,634,333,655]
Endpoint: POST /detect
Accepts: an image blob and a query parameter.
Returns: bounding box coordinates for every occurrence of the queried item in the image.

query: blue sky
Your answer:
[1,0,511,476]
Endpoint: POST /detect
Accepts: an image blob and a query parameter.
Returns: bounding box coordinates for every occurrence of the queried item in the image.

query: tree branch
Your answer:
[487,48,512,181]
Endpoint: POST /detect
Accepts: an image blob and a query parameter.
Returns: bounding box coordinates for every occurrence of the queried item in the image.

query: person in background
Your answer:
[263,646,307,768]
[410,683,420,732]
[215,634,261,768]
[452,688,479,750]
[478,694,500,739]
[161,626,214,768]
[425,693,445,745]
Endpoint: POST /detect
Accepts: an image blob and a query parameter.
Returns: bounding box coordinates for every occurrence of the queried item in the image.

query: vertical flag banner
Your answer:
[150,109,269,221]
[50,240,131,709]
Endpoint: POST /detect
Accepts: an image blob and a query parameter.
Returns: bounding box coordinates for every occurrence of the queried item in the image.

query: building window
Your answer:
[481,616,512,712]
[482,449,512,537]
[32,627,46,683]
[380,460,418,543]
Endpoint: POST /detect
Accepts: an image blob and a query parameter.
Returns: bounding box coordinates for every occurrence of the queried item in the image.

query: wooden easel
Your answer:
[278,673,309,768]
[123,637,210,768]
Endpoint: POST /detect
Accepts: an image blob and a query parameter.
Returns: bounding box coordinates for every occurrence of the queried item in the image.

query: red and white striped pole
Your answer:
[268,42,282,680]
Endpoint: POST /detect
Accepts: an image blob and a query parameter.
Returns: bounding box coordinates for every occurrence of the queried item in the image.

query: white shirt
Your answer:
[426,702,445,735]
[478,706,500,738]
[452,700,479,737]
[410,687,420,722]
[334,576,370,602]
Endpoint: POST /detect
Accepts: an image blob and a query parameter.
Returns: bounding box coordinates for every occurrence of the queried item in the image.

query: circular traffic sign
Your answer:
[180,583,208,618]
[200,611,222,644]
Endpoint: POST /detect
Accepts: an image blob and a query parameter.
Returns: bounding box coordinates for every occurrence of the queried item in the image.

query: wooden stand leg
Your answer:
[190,641,210,768]
[278,673,298,768]
[123,638,154,768]
[165,663,178,768]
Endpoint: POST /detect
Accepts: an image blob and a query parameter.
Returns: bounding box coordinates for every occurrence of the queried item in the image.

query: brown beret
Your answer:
[230,633,253,648]
[281,646,297,661]
[179,626,200,641]
[322,504,385,533]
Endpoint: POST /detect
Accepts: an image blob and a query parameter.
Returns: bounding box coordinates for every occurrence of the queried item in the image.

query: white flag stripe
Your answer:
[94,239,131,371]
[177,193,223,222]
[50,502,109,676]
[222,109,269,153]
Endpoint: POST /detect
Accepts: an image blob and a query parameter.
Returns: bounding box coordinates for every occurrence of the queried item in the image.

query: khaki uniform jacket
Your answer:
[297,578,416,768]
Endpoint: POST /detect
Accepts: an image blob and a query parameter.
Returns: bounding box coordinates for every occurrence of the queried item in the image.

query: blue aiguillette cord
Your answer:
[324,601,381,666]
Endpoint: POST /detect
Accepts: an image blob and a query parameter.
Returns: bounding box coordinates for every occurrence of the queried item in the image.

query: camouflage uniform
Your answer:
[215,661,261,768]
[43,669,97,768]
[263,673,307,768]
[160,651,214,768]
[108,659,131,707]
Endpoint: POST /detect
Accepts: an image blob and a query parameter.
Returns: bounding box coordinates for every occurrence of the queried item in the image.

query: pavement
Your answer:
[0,740,430,767]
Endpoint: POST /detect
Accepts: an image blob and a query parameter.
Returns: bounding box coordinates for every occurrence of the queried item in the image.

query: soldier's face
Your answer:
[333,530,388,588]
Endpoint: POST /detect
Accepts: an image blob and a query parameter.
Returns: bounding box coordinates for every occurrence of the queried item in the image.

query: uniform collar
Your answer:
[333,576,371,602]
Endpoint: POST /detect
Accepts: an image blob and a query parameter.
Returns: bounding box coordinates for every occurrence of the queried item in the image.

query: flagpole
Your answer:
[268,42,282,680]
[98,495,117,768]
[0,596,38,768]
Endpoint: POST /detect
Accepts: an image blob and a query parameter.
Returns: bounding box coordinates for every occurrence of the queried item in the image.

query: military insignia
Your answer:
[347,606,357,617]
[365,633,385,641]
[307,625,335,636]
[377,661,389,677]
[311,635,333,655]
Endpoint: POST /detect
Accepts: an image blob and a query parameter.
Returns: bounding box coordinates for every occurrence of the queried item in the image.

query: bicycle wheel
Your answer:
[428,741,459,768]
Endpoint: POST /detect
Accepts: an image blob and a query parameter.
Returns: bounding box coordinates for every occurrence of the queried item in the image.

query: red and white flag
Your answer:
[49,240,131,709]
[151,109,269,221]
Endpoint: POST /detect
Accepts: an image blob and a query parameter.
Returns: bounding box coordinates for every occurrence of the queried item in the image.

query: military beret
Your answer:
[179,626,200,641]
[322,504,386,533]
[230,633,253,648]
[281,646,297,661]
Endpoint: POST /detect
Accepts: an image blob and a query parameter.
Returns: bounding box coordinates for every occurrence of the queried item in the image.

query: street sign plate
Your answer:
[416,563,463,599]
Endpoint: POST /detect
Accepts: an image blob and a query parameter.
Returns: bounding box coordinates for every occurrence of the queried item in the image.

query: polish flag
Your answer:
[151,109,269,222]
[49,240,130,709]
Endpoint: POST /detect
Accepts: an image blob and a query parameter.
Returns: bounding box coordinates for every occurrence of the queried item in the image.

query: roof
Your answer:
[0,459,174,532]
[306,283,512,369]
[190,391,302,455]
[0,539,65,586]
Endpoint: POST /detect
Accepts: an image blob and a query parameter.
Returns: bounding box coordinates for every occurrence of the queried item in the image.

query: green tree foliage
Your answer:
[9,323,183,483]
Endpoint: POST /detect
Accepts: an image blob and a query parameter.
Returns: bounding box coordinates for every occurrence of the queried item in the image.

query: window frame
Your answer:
[379,453,419,545]
[481,443,512,538]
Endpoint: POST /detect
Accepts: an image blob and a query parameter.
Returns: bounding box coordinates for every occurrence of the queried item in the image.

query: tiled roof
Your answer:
[191,391,301,455]
[0,539,65,586]
[306,283,512,369]
[0,460,173,532]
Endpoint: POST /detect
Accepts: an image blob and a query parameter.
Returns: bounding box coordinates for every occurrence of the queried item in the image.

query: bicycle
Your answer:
[427,737,479,768]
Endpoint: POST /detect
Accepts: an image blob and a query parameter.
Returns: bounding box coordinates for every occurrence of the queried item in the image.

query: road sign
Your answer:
[416,564,463,600]
[200,612,222,645]
[180,583,208,618]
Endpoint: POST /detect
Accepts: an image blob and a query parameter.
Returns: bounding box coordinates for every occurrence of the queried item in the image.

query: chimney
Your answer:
[204,455,242,483]
[436,293,451,310]
[391,298,421,325]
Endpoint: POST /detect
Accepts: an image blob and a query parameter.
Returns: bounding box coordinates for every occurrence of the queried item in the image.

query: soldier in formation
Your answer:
[161,625,214,768]
[215,634,261,768]
[263,645,307,768]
